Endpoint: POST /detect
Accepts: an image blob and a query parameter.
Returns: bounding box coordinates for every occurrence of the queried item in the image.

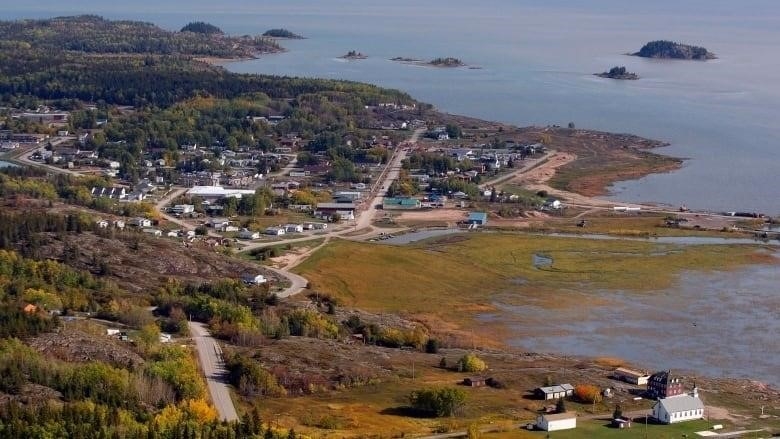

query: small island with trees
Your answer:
[180,21,223,35]
[339,50,367,60]
[632,40,716,60]
[596,66,639,80]
[262,28,304,39]
[391,56,467,68]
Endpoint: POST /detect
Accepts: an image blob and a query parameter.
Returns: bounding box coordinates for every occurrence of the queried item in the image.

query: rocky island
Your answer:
[632,40,716,60]
[262,28,304,39]
[596,66,639,80]
[339,50,367,60]
[391,56,467,68]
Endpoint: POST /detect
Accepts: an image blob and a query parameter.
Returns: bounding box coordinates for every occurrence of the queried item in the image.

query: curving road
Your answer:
[189,321,239,422]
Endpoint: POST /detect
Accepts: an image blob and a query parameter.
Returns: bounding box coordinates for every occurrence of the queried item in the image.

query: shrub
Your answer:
[457,353,487,373]
[425,338,439,354]
[409,387,467,417]
[574,384,602,403]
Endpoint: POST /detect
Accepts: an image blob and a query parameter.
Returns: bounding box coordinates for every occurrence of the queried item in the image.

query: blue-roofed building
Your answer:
[468,212,488,225]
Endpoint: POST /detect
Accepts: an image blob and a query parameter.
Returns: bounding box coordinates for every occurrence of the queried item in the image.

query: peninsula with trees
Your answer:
[632,40,716,60]
[596,66,639,80]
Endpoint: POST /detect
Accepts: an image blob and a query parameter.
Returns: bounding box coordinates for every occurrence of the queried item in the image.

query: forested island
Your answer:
[180,21,223,35]
[632,40,716,60]
[261,28,304,39]
[596,66,639,80]
[391,56,466,67]
[339,50,367,60]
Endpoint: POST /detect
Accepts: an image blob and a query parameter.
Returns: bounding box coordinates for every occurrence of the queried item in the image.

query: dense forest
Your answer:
[0,15,437,435]
[0,15,276,57]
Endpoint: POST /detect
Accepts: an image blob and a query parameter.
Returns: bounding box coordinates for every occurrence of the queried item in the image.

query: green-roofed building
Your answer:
[383,197,422,210]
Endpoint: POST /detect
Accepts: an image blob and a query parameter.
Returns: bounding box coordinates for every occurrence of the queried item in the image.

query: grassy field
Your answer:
[485,419,715,439]
[294,233,774,331]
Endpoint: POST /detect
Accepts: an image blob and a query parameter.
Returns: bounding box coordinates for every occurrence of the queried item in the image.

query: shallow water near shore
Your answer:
[486,254,780,386]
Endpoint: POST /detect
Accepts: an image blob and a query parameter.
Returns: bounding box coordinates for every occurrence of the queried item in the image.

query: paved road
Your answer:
[189,321,239,422]
[154,187,195,230]
[354,128,425,231]
[6,138,83,176]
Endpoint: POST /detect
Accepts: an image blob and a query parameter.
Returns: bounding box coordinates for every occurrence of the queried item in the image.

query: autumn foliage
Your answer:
[574,384,602,403]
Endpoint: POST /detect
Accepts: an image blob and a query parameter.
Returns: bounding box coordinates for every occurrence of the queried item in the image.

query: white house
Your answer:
[536,413,577,432]
[129,217,152,228]
[159,333,172,343]
[142,228,162,237]
[113,220,126,229]
[237,229,260,240]
[95,219,109,229]
[285,224,304,233]
[206,218,230,229]
[265,227,286,236]
[241,274,267,285]
[652,393,704,424]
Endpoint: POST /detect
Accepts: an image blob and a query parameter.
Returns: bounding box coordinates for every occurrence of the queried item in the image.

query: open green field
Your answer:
[486,419,716,439]
[294,233,775,329]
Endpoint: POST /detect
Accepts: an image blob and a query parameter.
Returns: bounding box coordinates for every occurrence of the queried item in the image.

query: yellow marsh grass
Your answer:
[295,234,773,319]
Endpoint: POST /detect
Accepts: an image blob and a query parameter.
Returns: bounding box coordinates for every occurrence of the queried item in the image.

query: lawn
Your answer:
[294,233,773,330]
[485,419,715,439]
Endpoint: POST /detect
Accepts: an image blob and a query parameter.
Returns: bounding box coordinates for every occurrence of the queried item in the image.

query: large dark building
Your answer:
[647,370,684,399]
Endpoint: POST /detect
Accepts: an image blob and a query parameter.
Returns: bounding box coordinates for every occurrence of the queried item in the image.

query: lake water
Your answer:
[4,1,780,384]
[4,0,780,214]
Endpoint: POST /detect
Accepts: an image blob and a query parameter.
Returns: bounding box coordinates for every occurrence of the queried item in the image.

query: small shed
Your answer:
[467,212,488,225]
[536,412,577,432]
[462,377,488,387]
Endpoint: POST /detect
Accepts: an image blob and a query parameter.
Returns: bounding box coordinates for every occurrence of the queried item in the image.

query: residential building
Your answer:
[652,391,704,424]
[535,413,577,432]
[170,204,195,215]
[285,224,304,233]
[647,370,684,399]
[264,227,286,236]
[383,197,422,210]
[237,229,260,240]
[467,212,488,226]
[186,185,256,201]
[206,218,230,229]
[95,220,109,229]
[613,367,650,386]
[91,187,127,199]
[535,384,574,400]
[142,228,162,237]
[315,203,356,219]
[241,274,267,285]
[128,217,152,228]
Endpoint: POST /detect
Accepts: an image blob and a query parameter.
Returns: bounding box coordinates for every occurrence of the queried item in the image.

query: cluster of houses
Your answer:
[530,369,705,433]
